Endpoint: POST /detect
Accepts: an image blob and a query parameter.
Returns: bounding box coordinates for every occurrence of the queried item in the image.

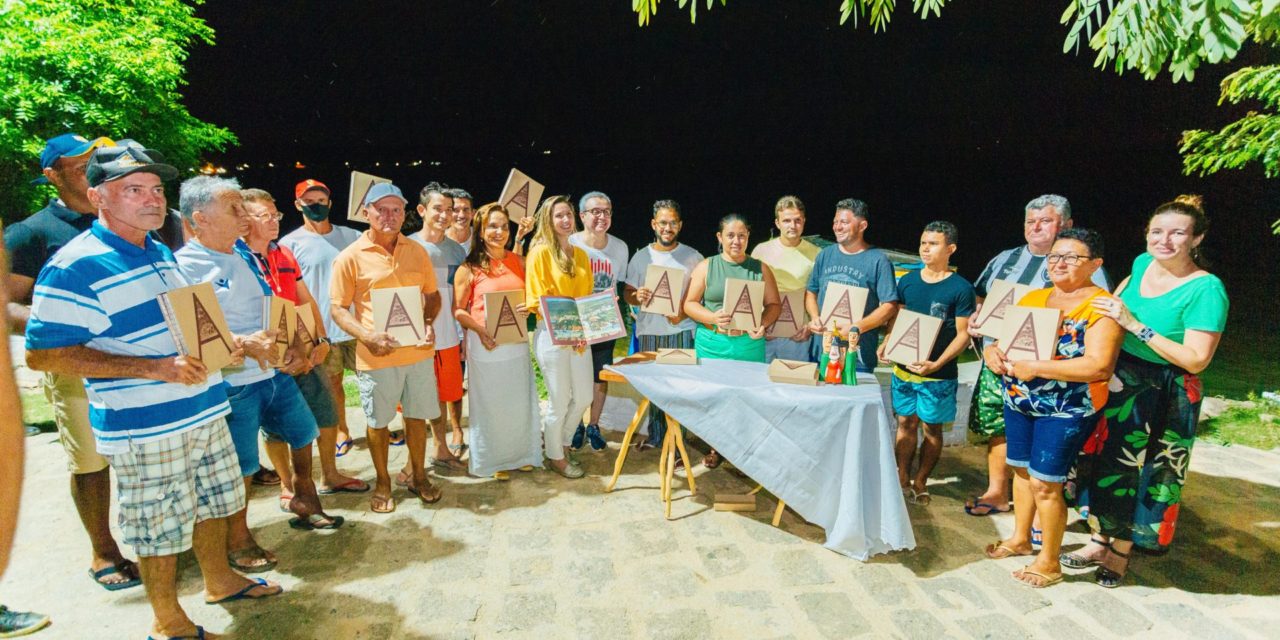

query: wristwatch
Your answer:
[1136,326,1156,343]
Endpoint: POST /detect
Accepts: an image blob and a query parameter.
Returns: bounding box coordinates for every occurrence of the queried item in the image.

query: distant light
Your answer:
[542,150,552,155]
[375,162,380,167]
[430,161,441,166]
[344,162,350,167]
[295,161,306,169]
[395,162,400,167]
[267,162,275,168]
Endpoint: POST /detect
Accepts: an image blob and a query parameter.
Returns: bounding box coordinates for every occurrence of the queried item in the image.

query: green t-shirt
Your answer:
[703,254,764,313]
[1119,252,1228,364]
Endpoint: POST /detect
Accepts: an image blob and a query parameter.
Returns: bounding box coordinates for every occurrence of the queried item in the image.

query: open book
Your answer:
[539,291,627,346]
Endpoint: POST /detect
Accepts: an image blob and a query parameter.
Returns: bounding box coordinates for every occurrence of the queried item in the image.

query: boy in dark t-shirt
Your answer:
[878,221,976,506]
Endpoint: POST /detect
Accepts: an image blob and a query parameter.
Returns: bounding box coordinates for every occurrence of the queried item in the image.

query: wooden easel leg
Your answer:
[663,429,676,520]
[605,398,650,492]
[772,500,786,527]
[748,484,763,496]
[667,416,695,496]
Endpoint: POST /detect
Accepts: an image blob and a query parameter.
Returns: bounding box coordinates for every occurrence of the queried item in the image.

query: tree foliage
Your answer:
[0,0,235,224]
[634,0,1280,231]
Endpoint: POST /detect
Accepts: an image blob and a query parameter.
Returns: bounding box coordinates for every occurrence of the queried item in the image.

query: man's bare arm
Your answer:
[4,272,34,333]
[27,345,207,385]
[0,253,24,577]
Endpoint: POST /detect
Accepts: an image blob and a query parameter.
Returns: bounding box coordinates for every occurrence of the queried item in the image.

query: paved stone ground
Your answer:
[4,400,1280,639]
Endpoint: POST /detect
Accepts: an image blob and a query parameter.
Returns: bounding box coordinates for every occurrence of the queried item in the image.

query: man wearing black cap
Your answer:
[1,133,145,593]
[26,140,281,640]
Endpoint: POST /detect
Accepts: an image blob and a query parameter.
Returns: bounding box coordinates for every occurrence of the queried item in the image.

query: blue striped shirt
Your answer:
[25,221,230,454]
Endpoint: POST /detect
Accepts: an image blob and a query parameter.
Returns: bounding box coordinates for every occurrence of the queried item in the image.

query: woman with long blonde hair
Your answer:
[524,196,594,479]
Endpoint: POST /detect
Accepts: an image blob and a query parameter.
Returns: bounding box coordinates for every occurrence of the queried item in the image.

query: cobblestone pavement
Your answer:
[3,406,1278,639]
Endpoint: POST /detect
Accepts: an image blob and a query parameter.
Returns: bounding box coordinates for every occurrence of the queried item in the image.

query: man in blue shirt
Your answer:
[26,141,281,640]
[804,198,899,372]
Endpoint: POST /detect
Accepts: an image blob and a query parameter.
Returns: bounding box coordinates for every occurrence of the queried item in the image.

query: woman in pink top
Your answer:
[453,204,542,479]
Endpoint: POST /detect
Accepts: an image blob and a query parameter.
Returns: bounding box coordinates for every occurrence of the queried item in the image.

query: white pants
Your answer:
[533,324,593,461]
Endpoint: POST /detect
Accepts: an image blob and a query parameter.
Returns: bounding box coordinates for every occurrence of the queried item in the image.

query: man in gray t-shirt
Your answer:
[804,199,899,373]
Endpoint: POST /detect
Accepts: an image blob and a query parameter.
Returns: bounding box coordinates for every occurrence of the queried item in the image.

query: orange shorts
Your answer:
[433,345,464,403]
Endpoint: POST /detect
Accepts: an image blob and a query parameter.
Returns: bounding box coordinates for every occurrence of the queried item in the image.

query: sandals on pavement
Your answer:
[227,547,277,573]
[965,501,1012,516]
[89,561,142,591]
[289,513,345,531]
[1060,538,1111,569]
[147,626,206,640]
[205,577,283,604]
[335,436,354,457]
[984,540,1034,560]
[251,468,280,486]
[1013,566,1063,588]
[407,482,443,504]
[1094,546,1131,588]
[318,477,370,495]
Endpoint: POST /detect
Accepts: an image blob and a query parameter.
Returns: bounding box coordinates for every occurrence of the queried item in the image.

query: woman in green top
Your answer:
[684,214,781,468]
[1063,195,1229,588]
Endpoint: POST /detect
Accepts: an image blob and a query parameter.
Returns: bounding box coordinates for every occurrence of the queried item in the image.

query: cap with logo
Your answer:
[32,133,116,185]
[362,183,407,206]
[85,139,179,187]
[294,179,330,200]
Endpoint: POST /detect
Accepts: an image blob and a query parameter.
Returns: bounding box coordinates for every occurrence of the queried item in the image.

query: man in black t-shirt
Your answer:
[2,133,142,593]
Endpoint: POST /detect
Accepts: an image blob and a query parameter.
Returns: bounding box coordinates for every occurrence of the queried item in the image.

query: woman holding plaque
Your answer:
[454,203,542,480]
[981,228,1123,588]
[684,214,781,468]
[525,195,594,479]
[1062,196,1228,588]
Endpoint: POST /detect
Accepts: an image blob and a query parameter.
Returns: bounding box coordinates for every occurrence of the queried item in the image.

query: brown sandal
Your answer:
[370,493,396,514]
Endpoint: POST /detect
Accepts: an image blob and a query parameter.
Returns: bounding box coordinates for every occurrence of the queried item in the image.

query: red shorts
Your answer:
[433,345,464,403]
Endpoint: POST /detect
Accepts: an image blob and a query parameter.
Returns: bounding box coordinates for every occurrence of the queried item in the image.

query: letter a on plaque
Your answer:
[486,290,528,345]
[724,278,764,331]
[973,279,1033,338]
[882,309,944,368]
[371,286,426,347]
[194,296,234,362]
[641,264,684,317]
[819,283,868,332]
[997,305,1060,362]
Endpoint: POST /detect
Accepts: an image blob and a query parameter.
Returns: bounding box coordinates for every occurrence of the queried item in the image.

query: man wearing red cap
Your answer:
[280,179,364,457]
[2,133,144,594]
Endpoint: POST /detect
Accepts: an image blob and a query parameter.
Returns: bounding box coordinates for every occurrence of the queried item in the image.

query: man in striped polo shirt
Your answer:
[25,141,281,640]
[963,194,1111,518]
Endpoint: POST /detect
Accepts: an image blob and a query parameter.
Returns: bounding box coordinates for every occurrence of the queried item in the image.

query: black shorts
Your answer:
[590,339,616,383]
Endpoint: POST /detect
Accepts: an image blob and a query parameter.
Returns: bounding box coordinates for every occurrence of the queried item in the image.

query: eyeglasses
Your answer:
[251,213,284,222]
[584,208,612,218]
[1045,253,1092,266]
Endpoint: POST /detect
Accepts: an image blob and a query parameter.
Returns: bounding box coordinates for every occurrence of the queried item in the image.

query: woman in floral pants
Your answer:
[1064,195,1228,588]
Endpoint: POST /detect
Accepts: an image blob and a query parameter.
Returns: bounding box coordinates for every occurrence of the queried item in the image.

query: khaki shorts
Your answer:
[44,372,108,474]
[322,340,358,379]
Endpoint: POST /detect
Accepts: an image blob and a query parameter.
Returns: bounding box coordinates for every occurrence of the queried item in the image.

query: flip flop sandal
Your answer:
[278,492,294,513]
[251,468,281,486]
[389,431,406,446]
[1060,538,1111,569]
[226,548,277,573]
[335,437,354,457]
[205,578,283,604]
[1013,567,1063,588]
[448,442,468,455]
[430,457,467,472]
[89,564,142,591]
[318,478,371,494]
[964,502,1012,516]
[289,513,345,531]
[407,483,443,504]
[984,540,1034,560]
[370,494,396,513]
[912,491,932,506]
[1031,526,1043,547]
[148,625,206,640]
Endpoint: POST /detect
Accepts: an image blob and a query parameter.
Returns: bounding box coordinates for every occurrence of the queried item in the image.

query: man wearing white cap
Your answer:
[330,183,444,513]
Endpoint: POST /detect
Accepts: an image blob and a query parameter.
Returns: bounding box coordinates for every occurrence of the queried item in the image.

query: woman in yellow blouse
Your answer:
[525,195,594,479]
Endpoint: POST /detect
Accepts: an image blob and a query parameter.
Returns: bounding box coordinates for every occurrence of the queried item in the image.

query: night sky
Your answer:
[186,1,1275,321]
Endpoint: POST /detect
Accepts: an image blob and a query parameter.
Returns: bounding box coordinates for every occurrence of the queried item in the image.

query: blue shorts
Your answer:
[1003,408,1098,483]
[225,375,320,476]
[891,373,958,424]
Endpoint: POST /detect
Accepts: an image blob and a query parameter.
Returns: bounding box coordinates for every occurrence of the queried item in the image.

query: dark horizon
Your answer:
[186,1,1276,327]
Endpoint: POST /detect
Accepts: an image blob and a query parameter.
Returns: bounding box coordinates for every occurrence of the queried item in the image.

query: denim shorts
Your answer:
[225,374,320,476]
[1003,407,1098,483]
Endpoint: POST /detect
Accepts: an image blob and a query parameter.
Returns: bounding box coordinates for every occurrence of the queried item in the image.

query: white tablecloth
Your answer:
[607,359,916,560]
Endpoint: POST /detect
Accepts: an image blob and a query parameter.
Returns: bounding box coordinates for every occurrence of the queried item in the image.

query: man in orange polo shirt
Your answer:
[330,183,443,513]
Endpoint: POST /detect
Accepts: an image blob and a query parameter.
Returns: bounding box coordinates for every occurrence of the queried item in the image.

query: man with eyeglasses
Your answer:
[241,189,370,506]
[568,191,629,452]
[280,179,364,458]
[2,133,147,597]
[26,142,282,640]
[963,194,1111,518]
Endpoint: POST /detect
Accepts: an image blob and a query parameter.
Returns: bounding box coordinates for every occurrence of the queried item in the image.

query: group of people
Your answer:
[0,132,1228,638]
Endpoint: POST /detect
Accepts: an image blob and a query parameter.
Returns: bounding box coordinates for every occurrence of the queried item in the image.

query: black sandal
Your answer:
[1060,537,1111,569]
[1094,546,1131,588]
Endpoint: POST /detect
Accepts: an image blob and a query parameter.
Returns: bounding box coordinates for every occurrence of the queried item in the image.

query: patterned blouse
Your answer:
[1003,287,1115,418]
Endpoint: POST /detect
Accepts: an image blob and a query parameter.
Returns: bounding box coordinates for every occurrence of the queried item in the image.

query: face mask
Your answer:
[301,203,330,221]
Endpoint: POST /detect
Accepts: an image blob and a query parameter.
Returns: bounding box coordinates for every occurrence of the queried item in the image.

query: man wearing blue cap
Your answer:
[330,182,444,513]
[2,133,145,593]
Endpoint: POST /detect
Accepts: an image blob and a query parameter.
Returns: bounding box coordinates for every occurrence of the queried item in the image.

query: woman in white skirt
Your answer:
[453,203,542,480]
[524,195,595,479]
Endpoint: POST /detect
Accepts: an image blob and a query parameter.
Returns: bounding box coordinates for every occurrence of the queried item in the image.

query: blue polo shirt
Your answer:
[25,221,230,454]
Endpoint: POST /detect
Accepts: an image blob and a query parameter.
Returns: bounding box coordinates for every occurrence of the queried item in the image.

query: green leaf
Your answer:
[1097,473,1123,488]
